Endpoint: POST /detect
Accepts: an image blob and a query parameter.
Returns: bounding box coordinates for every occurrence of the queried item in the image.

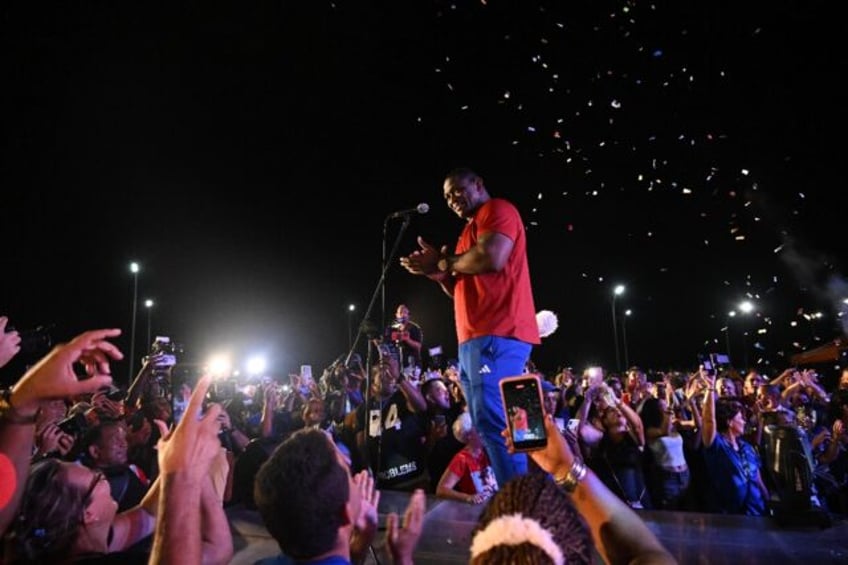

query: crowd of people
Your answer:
[0,319,685,564]
[3,314,847,563]
[2,166,845,563]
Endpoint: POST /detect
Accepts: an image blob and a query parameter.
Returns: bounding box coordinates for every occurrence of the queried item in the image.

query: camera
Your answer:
[698,353,730,374]
[7,324,55,355]
[210,378,238,402]
[149,336,182,367]
[143,336,183,388]
[57,412,89,438]
[104,385,126,402]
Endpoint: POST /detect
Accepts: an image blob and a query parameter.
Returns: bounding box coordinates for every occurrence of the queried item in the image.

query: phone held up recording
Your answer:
[499,374,548,452]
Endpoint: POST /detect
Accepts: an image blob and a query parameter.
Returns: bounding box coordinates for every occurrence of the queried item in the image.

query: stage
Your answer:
[226,490,848,564]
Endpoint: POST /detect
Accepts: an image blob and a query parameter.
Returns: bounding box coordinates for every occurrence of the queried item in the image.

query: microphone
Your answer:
[387,203,429,219]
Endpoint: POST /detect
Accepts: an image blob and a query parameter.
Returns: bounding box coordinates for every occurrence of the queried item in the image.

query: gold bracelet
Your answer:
[554,460,588,493]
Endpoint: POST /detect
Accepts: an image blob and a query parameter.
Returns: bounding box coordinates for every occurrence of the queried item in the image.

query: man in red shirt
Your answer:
[400,167,540,485]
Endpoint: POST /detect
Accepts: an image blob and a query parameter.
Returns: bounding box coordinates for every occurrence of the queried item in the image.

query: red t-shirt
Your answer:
[447,448,499,496]
[453,198,540,345]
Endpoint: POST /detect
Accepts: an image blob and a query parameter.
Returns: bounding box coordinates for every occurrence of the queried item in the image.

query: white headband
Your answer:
[470,513,564,564]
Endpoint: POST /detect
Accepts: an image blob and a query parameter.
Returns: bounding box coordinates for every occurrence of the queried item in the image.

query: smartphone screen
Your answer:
[499,375,548,452]
[171,364,201,426]
[586,366,603,387]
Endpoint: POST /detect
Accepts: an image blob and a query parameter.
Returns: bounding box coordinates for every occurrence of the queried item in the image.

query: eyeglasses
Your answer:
[83,471,105,504]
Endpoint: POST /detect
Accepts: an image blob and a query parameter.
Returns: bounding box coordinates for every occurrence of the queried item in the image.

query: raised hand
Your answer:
[353,470,380,533]
[0,316,21,369]
[36,422,75,456]
[698,367,715,390]
[217,408,232,431]
[262,383,279,411]
[386,489,425,565]
[154,374,223,481]
[91,389,124,419]
[833,419,845,441]
[11,328,123,415]
[399,236,444,277]
[503,413,576,475]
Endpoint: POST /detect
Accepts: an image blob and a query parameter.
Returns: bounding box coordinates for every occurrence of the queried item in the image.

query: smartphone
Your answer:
[499,374,548,452]
[376,342,394,360]
[586,366,603,384]
[171,364,202,426]
[712,353,730,367]
[300,364,313,387]
[566,418,581,435]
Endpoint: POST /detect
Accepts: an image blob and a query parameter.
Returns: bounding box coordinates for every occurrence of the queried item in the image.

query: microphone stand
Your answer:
[344,213,414,477]
[382,218,388,330]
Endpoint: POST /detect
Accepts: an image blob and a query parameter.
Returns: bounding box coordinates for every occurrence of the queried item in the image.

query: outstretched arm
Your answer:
[385,489,426,565]
[700,371,718,448]
[1,328,122,535]
[147,375,232,564]
[350,471,381,565]
[522,415,676,565]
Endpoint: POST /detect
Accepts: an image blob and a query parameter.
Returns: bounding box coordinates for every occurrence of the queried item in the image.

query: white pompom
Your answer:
[536,310,559,338]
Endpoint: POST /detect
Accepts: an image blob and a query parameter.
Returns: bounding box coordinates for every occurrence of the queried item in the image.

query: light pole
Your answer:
[724,310,737,361]
[611,284,625,372]
[128,262,140,383]
[622,309,632,369]
[347,304,356,350]
[737,300,754,369]
[144,299,154,349]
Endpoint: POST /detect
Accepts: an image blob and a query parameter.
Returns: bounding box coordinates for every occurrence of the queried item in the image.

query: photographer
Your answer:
[30,399,73,461]
[126,352,174,413]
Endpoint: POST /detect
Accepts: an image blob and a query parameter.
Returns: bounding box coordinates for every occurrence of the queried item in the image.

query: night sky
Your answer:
[2,1,846,386]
